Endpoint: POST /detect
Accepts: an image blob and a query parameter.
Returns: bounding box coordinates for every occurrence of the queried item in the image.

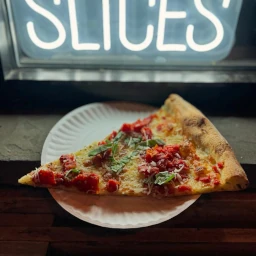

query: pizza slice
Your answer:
[18,94,249,197]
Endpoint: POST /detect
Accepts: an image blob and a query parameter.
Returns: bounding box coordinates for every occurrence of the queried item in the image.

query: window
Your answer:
[1,0,256,82]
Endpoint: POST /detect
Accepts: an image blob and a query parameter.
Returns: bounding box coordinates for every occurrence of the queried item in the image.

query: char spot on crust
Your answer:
[184,117,206,127]
[198,117,206,127]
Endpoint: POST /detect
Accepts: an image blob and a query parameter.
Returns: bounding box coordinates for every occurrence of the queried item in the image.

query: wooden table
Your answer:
[0,116,256,256]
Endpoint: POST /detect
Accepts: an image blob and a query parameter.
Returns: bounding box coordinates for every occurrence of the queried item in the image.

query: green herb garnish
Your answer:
[65,168,80,179]
[88,144,112,156]
[88,132,124,157]
[154,171,175,185]
[111,151,138,174]
[124,136,142,147]
[113,131,124,142]
[111,143,118,157]
[139,139,165,148]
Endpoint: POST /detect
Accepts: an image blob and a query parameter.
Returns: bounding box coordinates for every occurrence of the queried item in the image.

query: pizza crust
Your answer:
[18,174,35,186]
[164,94,249,191]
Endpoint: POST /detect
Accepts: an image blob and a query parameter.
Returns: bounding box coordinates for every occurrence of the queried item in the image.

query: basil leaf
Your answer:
[129,151,139,158]
[124,136,142,147]
[124,137,132,145]
[154,171,175,185]
[112,143,118,156]
[113,131,124,142]
[131,137,142,146]
[88,144,111,157]
[65,168,80,179]
[111,151,138,174]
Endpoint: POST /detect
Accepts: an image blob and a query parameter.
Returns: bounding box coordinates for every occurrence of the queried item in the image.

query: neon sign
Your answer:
[10,0,242,64]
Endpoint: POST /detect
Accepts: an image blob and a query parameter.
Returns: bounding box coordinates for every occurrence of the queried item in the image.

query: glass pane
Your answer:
[8,0,246,67]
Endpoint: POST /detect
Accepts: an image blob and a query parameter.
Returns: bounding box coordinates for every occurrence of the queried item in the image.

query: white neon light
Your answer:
[149,0,156,7]
[68,0,100,50]
[25,0,66,50]
[222,0,231,8]
[186,0,224,52]
[119,0,154,51]
[102,0,111,51]
[157,0,187,51]
[54,0,61,6]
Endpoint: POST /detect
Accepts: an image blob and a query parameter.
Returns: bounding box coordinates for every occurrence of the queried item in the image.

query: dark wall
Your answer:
[0,61,256,116]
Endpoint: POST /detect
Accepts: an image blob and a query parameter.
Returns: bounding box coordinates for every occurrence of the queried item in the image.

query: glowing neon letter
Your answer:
[157,0,187,51]
[222,0,230,8]
[119,0,154,51]
[68,0,100,50]
[102,0,111,51]
[186,0,224,52]
[25,0,66,50]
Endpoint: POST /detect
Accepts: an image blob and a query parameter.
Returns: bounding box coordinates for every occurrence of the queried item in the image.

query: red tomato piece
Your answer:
[138,164,159,177]
[213,178,220,185]
[121,123,133,132]
[33,170,56,185]
[212,165,219,173]
[71,173,99,193]
[92,154,103,167]
[60,154,76,172]
[55,172,64,185]
[156,159,168,171]
[177,185,192,192]
[107,179,120,193]
[145,153,152,163]
[217,162,224,169]
[102,148,112,159]
[109,130,117,140]
[199,176,211,183]
[98,140,106,145]
[141,127,152,140]
[133,116,153,132]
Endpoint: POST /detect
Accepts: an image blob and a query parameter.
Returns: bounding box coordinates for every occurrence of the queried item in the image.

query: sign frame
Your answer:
[0,0,256,83]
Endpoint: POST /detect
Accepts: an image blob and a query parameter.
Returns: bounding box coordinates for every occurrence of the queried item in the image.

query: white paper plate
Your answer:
[41,102,200,229]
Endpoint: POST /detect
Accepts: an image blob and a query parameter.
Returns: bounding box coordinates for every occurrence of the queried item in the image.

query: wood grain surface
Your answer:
[0,160,255,255]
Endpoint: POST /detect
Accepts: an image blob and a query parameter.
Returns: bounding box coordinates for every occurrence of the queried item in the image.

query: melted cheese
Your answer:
[28,106,219,196]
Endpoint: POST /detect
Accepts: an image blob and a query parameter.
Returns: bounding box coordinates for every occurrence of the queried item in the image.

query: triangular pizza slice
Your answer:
[18,94,249,197]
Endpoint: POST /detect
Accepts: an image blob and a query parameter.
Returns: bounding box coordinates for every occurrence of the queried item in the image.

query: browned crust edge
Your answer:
[164,94,249,192]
